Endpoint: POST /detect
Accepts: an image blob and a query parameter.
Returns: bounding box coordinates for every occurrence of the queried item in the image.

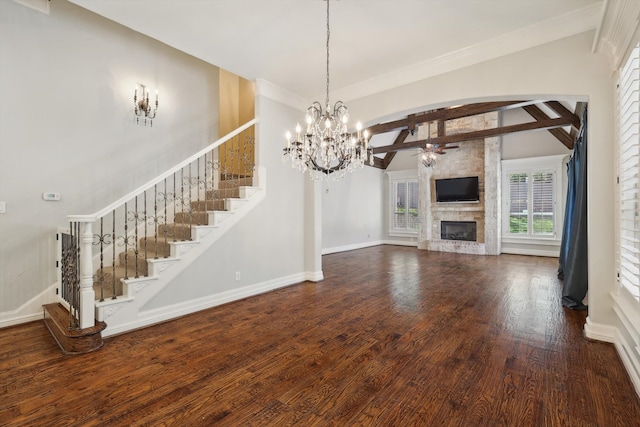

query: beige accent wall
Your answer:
[219,69,255,176]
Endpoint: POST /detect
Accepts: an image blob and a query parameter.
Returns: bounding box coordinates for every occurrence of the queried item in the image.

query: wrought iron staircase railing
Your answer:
[60,119,258,330]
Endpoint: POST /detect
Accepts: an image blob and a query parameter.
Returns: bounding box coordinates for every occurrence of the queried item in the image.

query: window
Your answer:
[506,170,555,236]
[502,156,565,241]
[617,43,640,301]
[387,171,419,235]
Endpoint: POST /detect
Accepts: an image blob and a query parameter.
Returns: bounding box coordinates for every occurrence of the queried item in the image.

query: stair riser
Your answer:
[191,200,227,211]
[205,188,240,199]
[94,277,124,300]
[43,303,106,355]
[174,212,209,225]
[138,239,172,256]
[218,177,253,188]
[158,224,192,240]
[117,254,149,275]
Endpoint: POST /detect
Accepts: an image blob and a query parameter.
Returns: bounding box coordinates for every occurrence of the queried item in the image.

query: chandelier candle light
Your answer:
[134,84,158,127]
[283,0,373,179]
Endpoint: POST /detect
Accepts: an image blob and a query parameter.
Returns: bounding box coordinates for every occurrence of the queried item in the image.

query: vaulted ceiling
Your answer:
[69,0,603,103]
[68,0,602,162]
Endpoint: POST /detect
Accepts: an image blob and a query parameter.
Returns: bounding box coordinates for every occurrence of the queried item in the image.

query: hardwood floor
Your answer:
[1,246,639,426]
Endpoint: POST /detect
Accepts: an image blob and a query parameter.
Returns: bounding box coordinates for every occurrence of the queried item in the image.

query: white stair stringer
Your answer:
[96,167,266,337]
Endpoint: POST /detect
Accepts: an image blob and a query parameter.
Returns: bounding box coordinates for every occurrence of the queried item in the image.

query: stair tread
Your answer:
[43,303,106,336]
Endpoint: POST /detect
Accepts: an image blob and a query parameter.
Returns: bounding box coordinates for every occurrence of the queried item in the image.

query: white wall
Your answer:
[345,31,615,328]
[143,95,312,309]
[502,108,572,160]
[0,0,219,317]
[321,167,384,254]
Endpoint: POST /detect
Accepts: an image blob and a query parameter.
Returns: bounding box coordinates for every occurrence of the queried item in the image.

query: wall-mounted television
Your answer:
[435,176,480,203]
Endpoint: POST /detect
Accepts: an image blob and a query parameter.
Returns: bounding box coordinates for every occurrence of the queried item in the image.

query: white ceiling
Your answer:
[69,0,603,102]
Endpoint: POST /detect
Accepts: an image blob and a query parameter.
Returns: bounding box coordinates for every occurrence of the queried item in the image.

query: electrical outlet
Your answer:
[0,201,5,214]
[235,272,241,281]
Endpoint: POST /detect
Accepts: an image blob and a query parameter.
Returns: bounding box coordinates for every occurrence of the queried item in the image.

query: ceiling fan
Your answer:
[412,142,459,167]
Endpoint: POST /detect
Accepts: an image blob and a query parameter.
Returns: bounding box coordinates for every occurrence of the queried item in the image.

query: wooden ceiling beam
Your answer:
[523,105,574,150]
[366,101,535,136]
[371,157,386,169]
[371,117,575,155]
[544,101,581,130]
[373,129,410,169]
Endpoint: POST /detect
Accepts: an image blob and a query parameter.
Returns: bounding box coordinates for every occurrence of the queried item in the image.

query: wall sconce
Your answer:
[134,84,158,126]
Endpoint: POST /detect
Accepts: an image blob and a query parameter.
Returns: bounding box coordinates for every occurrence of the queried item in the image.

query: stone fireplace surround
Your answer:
[417,114,501,255]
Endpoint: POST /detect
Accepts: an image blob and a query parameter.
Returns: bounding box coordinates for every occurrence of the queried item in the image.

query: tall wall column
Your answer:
[484,137,501,255]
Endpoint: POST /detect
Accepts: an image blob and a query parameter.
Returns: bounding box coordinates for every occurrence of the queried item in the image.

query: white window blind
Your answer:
[618,44,640,300]
[506,170,555,237]
[392,179,419,232]
[508,173,528,234]
[532,172,555,235]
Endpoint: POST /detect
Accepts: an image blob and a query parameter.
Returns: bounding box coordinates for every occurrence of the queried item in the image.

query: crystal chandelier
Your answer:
[283,0,372,180]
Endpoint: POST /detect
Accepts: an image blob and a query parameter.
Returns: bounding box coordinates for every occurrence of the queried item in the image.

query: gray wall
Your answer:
[0,0,219,314]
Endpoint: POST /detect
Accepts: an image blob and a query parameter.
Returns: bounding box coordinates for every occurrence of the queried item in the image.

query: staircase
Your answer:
[47,120,263,353]
[93,176,254,300]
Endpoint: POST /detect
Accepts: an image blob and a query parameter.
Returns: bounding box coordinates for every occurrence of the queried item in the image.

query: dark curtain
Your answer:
[558,106,588,310]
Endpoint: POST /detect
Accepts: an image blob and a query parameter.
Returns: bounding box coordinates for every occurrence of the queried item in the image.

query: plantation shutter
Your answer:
[393,182,406,229]
[532,172,554,235]
[392,180,419,232]
[618,44,640,300]
[407,181,419,230]
[508,173,528,234]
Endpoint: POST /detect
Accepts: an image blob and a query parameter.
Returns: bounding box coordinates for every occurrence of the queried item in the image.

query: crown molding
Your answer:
[333,3,603,103]
[592,0,640,70]
[255,79,309,112]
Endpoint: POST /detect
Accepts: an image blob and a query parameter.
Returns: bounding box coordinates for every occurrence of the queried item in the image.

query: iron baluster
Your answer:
[134,196,139,278]
[144,191,148,264]
[112,210,116,299]
[123,202,129,280]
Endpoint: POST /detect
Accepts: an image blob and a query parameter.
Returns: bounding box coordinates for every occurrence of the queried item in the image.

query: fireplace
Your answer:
[441,221,477,242]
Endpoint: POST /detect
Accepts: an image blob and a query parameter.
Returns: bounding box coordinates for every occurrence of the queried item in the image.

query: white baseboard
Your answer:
[102,273,308,337]
[382,240,419,247]
[0,283,58,329]
[584,316,616,343]
[500,247,559,257]
[584,316,640,398]
[614,328,640,398]
[322,240,385,255]
[305,270,324,282]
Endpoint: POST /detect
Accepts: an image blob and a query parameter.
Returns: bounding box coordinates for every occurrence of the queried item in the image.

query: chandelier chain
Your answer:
[325,0,330,110]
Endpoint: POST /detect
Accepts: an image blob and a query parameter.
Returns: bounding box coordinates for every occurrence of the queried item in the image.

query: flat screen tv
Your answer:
[435,176,480,203]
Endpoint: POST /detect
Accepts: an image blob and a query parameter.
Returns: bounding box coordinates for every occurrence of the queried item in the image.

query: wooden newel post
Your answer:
[79,220,96,329]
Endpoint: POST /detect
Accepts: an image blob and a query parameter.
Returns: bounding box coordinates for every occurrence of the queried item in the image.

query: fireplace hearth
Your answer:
[441,221,477,242]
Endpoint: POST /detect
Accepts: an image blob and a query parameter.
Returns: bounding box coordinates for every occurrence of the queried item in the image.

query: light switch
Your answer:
[0,201,5,213]
[42,192,61,201]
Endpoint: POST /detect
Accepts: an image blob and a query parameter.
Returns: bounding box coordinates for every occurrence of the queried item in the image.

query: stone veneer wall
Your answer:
[418,113,501,255]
